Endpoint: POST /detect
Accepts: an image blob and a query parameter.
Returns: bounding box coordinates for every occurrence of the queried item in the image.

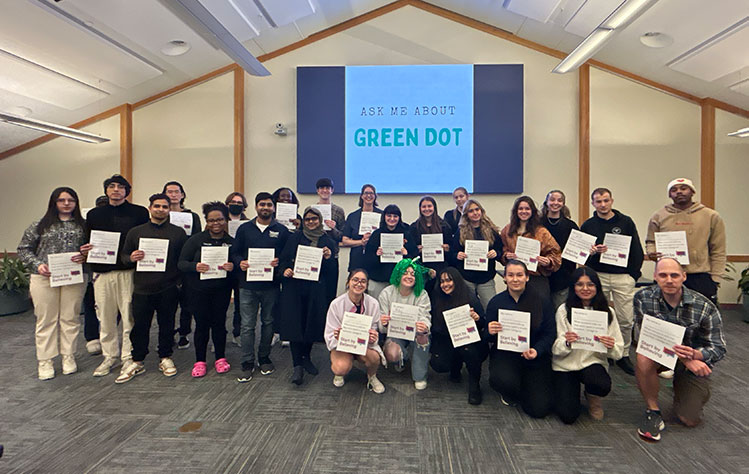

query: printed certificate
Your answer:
[337,311,372,355]
[169,212,194,236]
[515,236,541,272]
[421,234,444,263]
[293,245,323,281]
[387,302,419,341]
[276,203,298,231]
[443,304,480,348]
[380,233,404,263]
[636,315,686,370]
[199,246,229,280]
[136,238,169,272]
[571,308,609,353]
[246,248,274,282]
[562,230,597,265]
[313,204,332,231]
[599,233,632,268]
[48,252,84,287]
[464,240,489,271]
[228,220,249,239]
[497,310,530,353]
[87,230,120,265]
[655,231,690,265]
[358,211,381,235]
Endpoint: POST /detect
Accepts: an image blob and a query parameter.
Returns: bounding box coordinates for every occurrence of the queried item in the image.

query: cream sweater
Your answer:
[551,304,624,372]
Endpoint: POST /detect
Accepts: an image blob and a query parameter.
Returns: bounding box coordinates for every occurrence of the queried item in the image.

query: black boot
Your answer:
[616,357,635,375]
[291,366,304,385]
[468,375,482,405]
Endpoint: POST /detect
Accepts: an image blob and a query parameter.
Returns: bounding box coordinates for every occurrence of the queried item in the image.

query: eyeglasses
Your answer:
[350,277,367,285]
[362,192,375,196]
[303,217,319,222]
[206,218,226,224]
[403,269,415,276]
[57,198,77,204]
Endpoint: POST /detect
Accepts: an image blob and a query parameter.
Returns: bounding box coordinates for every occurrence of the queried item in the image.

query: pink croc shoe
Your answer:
[215,358,231,374]
[191,361,207,378]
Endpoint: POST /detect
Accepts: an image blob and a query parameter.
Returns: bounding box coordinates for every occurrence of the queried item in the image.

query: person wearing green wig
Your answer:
[378,258,432,390]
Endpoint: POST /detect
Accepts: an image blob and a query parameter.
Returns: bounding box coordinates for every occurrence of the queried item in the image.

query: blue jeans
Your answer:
[239,287,278,364]
[388,336,431,382]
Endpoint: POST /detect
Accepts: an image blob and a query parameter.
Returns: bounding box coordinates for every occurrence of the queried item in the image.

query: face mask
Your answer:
[229,204,244,215]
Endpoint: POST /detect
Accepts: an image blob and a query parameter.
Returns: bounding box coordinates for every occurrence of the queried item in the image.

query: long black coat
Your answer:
[278,231,338,343]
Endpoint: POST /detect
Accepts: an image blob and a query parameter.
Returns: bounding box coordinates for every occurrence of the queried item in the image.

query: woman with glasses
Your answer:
[178,202,235,377]
[324,269,385,394]
[341,184,383,273]
[452,199,503,311]
[364,204,411,300]
[278,207,337,385]
[224,192,249,346]
[552,267,623,423]
[18,187,87,380]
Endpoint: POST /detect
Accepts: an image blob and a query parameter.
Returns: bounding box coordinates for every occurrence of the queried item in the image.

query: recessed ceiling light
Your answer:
[640,32,674,48]
[161,40,191,56]
[5,106,33,117]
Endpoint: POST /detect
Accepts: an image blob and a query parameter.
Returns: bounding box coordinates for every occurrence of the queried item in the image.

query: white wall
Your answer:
[245,5,579,293]
[133,72,234,219]
[715,108,749,303]
[0,115,120,250]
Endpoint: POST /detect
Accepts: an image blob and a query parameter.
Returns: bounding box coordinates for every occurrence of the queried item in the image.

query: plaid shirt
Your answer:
[634,285,726,367]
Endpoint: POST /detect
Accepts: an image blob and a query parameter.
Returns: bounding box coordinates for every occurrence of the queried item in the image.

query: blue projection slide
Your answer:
[344,65,473,194]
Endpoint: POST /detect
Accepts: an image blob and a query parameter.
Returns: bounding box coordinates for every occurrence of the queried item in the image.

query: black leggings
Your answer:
[489,350,553,418]
[290,341,313,367]
[553,364,611,424]
[193,287,232,362]
[430,332,488,378]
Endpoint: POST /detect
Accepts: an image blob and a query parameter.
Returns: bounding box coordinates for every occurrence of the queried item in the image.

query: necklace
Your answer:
[546,216,561,226]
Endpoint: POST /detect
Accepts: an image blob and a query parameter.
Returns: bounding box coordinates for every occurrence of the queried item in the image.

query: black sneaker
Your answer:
[259,358,275,375]
[177,336,190,350]
[302,358,319,376]
[637,410,665,441]
[468,377,482,405]
[236,362,254,383]
[617,357,635,375]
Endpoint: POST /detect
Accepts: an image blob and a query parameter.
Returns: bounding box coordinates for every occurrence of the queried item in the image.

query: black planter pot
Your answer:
[0,288,32,316]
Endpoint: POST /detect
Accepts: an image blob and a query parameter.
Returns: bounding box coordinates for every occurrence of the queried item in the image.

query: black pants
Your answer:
[685,272,718,306]
[177,285,193,337]
[553,364,611,424]
[430,332,488,378]
[131,286,179,362]
[193,287,232,362]
[290,341,313,367]
[82,282,99,342]
[489,350,553,418]
[324,261,339,306]
[232,280,241,338]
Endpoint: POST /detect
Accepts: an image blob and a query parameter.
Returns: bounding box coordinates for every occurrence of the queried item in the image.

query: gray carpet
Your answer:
[1,307,747,473]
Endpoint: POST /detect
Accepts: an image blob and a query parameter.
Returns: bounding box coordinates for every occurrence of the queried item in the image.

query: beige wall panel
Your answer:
[715,109,749,303]
[245,6,578,293]
[590,68,701,254]
[0,115,120,250]
[133,72,234,221]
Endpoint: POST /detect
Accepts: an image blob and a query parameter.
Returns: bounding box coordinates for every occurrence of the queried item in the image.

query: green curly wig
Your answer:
[389,257,429,296]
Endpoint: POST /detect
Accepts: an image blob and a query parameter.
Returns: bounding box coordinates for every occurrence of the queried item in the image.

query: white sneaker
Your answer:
[333,375,345,387]
[86,339,102,355]
[271,333,280,346]
[93,357,118,377]
[115,361,145,384]
[414,380,427,390]
[159,357,177,377]
[367,374,385,394]
[62,355,77,375]
[281,340,290,348]
[38,360,54,380]
[658,369,675,379]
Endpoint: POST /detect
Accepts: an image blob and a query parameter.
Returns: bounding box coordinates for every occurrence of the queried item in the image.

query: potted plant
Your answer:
[738,266,749,323]
[0,251,31,316]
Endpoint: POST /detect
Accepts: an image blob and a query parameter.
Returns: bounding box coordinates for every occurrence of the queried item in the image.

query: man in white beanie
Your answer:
[645,178,726,306]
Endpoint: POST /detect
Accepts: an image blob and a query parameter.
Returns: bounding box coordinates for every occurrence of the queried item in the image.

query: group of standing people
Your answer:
[17,175,727,442]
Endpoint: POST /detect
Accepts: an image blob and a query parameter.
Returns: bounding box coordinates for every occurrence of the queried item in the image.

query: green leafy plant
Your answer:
[738,266,749,302]
[0,251,30,292]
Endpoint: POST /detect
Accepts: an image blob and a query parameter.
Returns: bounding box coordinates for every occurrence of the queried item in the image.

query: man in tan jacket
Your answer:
[645,178,726,306]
